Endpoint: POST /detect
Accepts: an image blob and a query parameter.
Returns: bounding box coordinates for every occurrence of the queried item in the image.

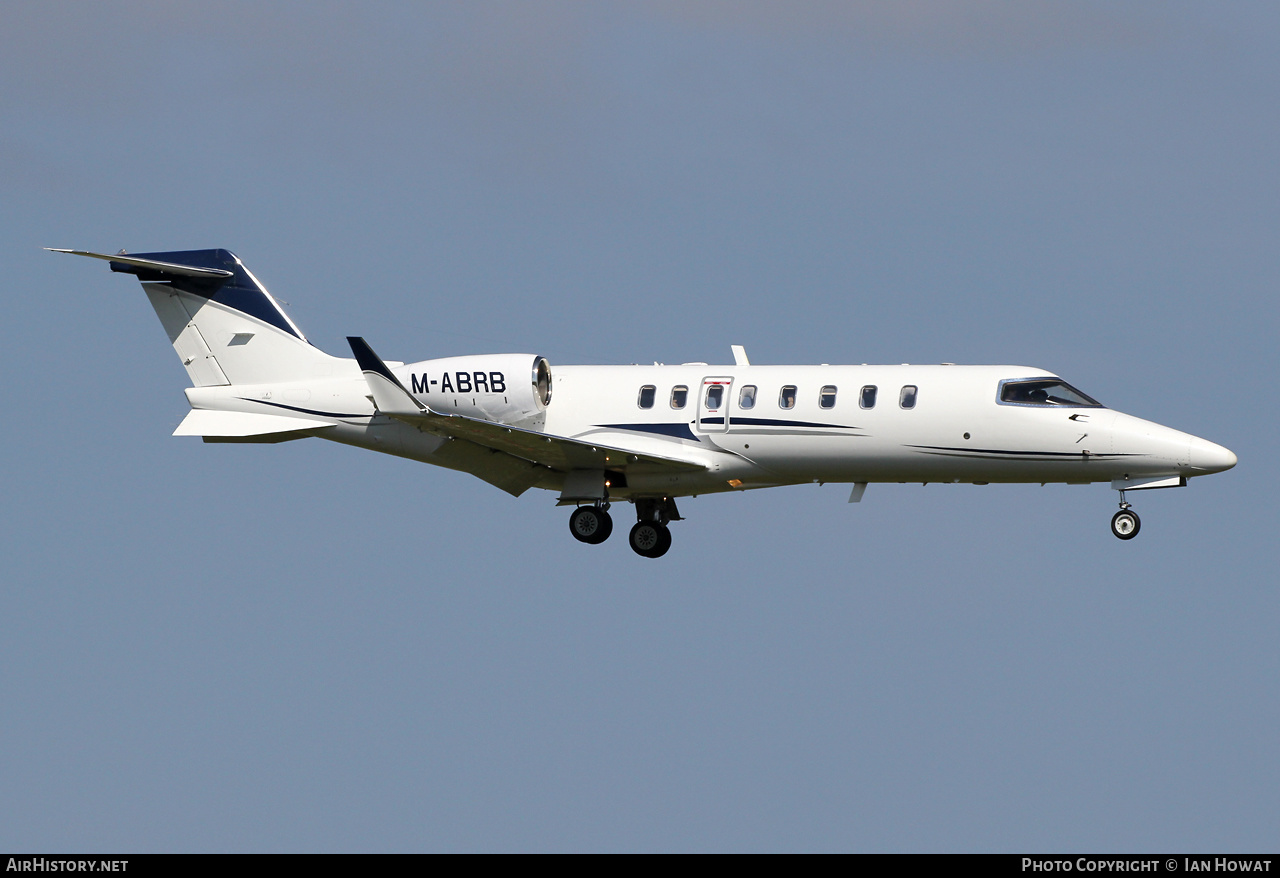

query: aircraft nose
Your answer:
[1188,437,1237,474]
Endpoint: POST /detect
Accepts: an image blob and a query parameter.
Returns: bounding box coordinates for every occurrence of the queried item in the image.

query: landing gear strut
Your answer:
[1110,492,1141,540]
[569,504,613,544]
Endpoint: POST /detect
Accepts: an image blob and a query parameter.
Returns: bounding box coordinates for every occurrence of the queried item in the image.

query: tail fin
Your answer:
[51,248,338,386]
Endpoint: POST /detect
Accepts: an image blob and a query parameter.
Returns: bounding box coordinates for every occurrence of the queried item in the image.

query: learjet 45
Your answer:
[53,248,1237,557]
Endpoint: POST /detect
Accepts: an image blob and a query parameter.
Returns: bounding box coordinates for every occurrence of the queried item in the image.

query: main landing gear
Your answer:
[628,521,672,559]
[567,498,679,558]
[569,504,613,545]
[1110,492,1141,540]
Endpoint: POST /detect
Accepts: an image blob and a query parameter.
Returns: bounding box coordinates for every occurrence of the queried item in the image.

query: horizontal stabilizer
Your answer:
[51,247,312,347]
[46,249,234,279]
[174,409,335,438]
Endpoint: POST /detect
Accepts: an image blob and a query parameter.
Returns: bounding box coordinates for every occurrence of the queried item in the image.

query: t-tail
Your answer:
[48,248,339,385]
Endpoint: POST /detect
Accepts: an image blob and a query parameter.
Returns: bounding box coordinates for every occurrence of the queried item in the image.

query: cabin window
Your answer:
[671,385,688,409]
[860,385,877,409]
[779,385,797,409]
[739,385,757,409]
[819,386,837,409]
[637,385,656,409]
[998,378,1103,408]
[705,384,724,409]
[900,385,918,409]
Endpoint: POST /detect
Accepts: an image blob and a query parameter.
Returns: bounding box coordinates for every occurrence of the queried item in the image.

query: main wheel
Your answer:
[569,506,613,544]
[629,521,671,558]
[654,524,672,557]
[1111,509,1141,540]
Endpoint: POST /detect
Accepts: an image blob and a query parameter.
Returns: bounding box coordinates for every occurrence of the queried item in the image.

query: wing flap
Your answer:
[399,409,705,473]
[430,437,548,497]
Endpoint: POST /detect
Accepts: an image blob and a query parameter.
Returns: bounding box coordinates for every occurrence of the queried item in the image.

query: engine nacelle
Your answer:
[393,354,552,429]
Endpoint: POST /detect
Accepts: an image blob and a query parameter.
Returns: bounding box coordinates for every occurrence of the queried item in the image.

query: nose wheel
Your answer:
[1110,492,1141,540]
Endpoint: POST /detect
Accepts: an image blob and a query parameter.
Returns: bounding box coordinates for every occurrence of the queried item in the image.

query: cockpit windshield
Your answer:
[999,378,1103,408]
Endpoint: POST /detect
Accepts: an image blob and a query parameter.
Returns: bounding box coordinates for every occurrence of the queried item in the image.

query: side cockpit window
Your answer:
[999,379,1103,408]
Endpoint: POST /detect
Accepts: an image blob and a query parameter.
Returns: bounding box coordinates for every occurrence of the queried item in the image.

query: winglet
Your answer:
[347,337,425,416]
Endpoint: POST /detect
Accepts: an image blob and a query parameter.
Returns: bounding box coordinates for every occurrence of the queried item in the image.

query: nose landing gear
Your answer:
[1110,492,1141,540]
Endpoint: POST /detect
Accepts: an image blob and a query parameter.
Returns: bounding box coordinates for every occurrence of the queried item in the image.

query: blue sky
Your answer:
[2,2,1277,851]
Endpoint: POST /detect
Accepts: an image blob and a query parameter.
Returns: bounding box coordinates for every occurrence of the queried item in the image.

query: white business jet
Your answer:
[52,248,1236,557]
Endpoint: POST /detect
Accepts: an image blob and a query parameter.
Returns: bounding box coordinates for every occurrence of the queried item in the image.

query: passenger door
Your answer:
[696,377,732,433]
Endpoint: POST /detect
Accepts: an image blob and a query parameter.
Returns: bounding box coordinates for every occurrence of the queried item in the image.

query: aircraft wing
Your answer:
[347,337,706,475]
[396,403,706,473]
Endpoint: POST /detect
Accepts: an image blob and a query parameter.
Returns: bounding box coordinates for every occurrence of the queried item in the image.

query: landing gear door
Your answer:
[697,377,732,433]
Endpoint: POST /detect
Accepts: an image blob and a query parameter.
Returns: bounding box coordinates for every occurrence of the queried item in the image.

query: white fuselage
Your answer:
[185,359,1236,500]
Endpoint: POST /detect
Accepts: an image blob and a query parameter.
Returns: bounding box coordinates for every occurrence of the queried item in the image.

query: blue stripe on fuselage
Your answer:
[598,423,699,440]
[598,417,856,440]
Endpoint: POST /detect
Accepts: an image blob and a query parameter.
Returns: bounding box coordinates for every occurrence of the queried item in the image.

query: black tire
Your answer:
[629,521,671,558]
[570,506,613,544]
[1111,509,1141,540]
[654,524,672,558]
[595,509,613,543]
